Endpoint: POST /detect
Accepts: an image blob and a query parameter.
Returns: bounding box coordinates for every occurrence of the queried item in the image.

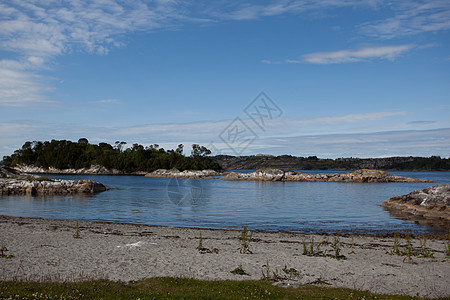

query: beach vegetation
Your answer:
[417,235,434,258]
[302,234,346,260]
[238,226,252,254]
[282,265,300,280]
[443,231,450,262]
[0,246,14,259]
[230,264,249,276]
[196,232,203,249]
[0,277,421,299]
[302,236,326,257]
[327,232,346,260]
[386,231,401,256]
[73,221,81,239]
[261,260,300,282]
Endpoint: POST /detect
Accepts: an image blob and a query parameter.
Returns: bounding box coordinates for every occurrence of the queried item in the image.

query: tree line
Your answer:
[2,139,222,172]
[213,154,450,171]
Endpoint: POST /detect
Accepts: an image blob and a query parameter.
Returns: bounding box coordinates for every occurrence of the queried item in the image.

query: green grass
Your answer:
[0,277,427,299]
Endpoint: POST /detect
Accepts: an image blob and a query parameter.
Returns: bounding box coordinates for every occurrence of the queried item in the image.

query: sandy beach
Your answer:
[0,215,449,298]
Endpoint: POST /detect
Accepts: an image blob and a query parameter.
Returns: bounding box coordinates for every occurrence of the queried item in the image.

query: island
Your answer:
[144,168,433,183]
[221,168,433,183]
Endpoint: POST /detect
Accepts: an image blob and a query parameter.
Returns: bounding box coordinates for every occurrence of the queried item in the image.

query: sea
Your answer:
[1,170,449,234]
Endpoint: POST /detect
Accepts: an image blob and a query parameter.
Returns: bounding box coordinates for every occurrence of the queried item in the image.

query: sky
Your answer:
[0,0,449,159]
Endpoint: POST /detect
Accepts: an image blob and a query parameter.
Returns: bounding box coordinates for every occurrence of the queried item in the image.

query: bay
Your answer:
[1,171,449,234]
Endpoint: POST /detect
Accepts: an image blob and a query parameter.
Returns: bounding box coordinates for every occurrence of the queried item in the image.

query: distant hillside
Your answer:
[213,155,450,171]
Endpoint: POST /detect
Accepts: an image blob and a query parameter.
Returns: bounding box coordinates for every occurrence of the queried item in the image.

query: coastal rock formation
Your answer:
[381,183,450,221]
[222,168,434,183]
[0,178,107,195]
[13,164,128,175]
[0,167,107,195]
[146,169,221,178]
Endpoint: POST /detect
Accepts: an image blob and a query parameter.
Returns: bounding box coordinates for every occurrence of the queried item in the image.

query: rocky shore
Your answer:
[222,168,434,183]
[0,167,107,195]
[10,165,433,183]
[382,183,450,222]
[145,169,222,178]
[12,164,138,175]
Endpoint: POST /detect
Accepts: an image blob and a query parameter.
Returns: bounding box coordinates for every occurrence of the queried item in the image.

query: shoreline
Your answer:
[0,214,448,238]
[1,215,449,298]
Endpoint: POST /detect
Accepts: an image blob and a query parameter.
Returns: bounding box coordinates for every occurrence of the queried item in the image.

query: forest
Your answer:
[2,139,222,172]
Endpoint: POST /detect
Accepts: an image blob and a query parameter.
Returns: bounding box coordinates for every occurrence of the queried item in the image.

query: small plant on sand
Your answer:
[0,246,14,259]
[238,226,252,254]
[417,235,434,258]
[196,231,212,254]
[327,231,346,260]
[302,236,326,257]
[282,265,300,280]
[402,230,416,264]
[387,231,401,256]
[230,264,249,276]
[443,231,450,262]
[197,232,203,249]
[261,260,285,281]
[348,233,356,254]
[73,221,81,239]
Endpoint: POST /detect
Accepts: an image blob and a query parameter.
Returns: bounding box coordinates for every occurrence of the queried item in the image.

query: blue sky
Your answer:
[1,0,449,159]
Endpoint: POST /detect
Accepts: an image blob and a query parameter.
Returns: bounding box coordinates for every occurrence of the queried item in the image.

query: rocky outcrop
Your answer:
[145,169,221,179]
[0,167,107,195]
[0,178,107,195]
[13,164,128,175]
[222,168,434,183]
[381,183,450,221]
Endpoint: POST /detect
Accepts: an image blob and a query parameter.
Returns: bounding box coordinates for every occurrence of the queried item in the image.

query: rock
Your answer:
[0,175,107,196]
[12,164,125,175]
[381,183,450,222]
[145,169,221,178]
[222,168,433,183]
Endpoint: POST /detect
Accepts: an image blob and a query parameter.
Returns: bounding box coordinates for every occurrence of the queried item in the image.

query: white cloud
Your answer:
[296,45,415,64]
[0,64,57,107]
[204,0,382,21]
[359,0,450,38]
[0,0,186,107]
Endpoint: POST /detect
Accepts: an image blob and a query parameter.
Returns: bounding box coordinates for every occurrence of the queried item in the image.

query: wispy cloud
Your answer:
[203,0,380,21]
[0,64,57,107]
[359,1,450,39]
[0,0,185,107]
[289,45,415,64]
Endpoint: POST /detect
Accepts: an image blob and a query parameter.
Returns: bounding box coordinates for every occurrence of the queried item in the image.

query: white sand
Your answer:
[0,215,449,298]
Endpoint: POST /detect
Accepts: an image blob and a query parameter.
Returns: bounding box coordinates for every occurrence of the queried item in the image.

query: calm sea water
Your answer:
[1,171,449,234]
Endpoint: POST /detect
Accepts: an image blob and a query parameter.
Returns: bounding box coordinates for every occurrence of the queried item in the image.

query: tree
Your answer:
[78,138,89,144]
[176,144,184,155]
[191,144,211,157]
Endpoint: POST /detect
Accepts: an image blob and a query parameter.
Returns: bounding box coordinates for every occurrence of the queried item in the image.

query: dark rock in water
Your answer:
[381,183,450,222]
